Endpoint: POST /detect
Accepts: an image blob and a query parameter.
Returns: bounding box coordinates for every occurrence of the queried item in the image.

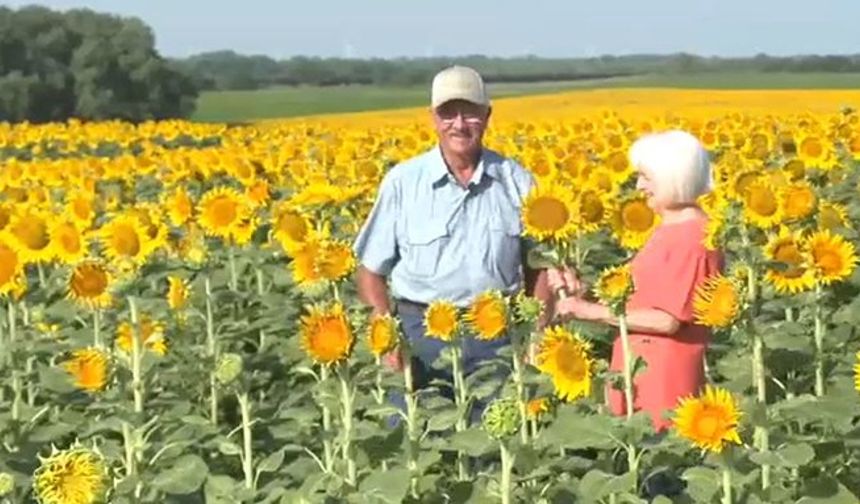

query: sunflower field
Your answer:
[1,89,860,504]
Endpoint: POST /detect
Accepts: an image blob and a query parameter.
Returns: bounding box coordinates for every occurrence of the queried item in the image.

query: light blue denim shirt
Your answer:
[353,145,535,307]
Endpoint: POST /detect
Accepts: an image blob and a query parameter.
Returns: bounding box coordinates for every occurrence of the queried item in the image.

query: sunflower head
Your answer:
[367,313,399,357]
[672,384,742,453]
[526,397,552,421]
[166,275,190,311]
[464,290,508,341]
[763,228,815,295]
[197,186,252,241]
[215,353,244,386]
[423,299,460,342]
[481,397,521,440]
[805,229,858,285]
[116,316,167,356]
[67,260,113,310]
[521,184,577,242]
[513,290,545,324]
[779,182,817,222]
[536,326,593,402]
[61,347,111,393]
[0,240,25,297]
[692,274,742,328]
[593,263,634,311]
[817,201,849,231]
[742,179,783,229]
[299,302,354,365]
[32,445,110,504]
[611,194,659,250]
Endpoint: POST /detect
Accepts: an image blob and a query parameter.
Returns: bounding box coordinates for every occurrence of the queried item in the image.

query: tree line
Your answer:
[175,51,860,91]
[0,5,197,123]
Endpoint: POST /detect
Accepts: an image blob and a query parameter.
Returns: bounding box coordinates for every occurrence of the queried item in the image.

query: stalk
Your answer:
[813,282,825,397]
[451,340,469,481]
[511,334,530,444]
[401,343,419,497]
[722,466,733,504]
[337,363,357,486]
[500,441,514,504]
[228,246,238,292]
[205,277,219,425]
[618,313,634,420]
[128,297,144,414]
[8,302,20,422]
[747,267,770,490]
[237,392,254,491]
[319,365,335,474]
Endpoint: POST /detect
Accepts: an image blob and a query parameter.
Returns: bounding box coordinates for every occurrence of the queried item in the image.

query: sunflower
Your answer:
[526,397,552,420]
[727,169,761,202]
[779,182,817,221]
[271,202,313,255]
[593,264,633,309]
[5,206,54,264]
[32,446,110,504]
[197,186,252,241]
[166,275,190,311]
[610,194,659,250]
[520,184,577,242]
[817,201,850,231]
[163,185,194,227]
[299,303,354,365]
[0,240,25,297]
[68,260,113,310]
[692,275,742,328]
[795,133,837,169]
[464,290,508,341]
[115,316,167,356]
[367,313,398,357]
[535,326,593,402]
[316,240,356,282]
[742,180,783,229]
[763,228,815,295]
[805,229,858,285]
[50,220,89,265]
[245,179,271,207]
[575,187,609,233]
[98,214,155,269]
[65,192,97,230]
[672,385,742,453]
[424,299,459,342]
[61,348,110,393]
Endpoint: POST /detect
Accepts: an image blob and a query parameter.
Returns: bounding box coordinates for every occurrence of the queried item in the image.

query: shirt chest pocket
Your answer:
[404,218,450,278]
[488,216,523,285]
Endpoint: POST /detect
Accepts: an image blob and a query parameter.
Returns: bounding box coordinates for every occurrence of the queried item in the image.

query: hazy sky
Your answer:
[6,0,859,59]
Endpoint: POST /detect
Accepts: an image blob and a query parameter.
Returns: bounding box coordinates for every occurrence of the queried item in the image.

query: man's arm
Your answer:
[357,265,391,316]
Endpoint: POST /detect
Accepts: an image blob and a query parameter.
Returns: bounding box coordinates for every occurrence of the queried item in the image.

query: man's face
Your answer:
[432,99,490,156]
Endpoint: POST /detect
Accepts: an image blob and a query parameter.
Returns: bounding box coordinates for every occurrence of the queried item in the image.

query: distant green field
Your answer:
[191,72,860,123]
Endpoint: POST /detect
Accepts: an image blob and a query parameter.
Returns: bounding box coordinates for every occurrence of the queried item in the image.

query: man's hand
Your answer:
[547,266,585,297]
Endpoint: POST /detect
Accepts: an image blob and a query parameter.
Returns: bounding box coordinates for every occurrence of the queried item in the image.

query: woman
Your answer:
[549,130,723,432]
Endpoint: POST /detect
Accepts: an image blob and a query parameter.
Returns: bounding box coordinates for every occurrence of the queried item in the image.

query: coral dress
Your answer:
[606,216,723,432]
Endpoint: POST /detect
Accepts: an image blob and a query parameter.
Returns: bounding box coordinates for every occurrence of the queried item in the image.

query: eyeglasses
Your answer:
[436,111,485,124]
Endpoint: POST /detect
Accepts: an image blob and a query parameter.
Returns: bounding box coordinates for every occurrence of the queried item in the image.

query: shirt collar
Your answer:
[429,144,498,188]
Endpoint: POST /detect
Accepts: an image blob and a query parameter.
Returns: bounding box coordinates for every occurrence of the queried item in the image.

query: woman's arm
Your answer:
[555,297,681,335]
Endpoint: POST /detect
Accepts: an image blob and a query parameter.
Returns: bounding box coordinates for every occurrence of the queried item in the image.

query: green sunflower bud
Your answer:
[481,397,521,440]
[513,291,544,324]
[215,353,243,385]
[0,472,13,496]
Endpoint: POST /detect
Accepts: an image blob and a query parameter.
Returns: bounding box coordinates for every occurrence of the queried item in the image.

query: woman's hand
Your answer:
[555,296,602,322]
[547,266,585,297]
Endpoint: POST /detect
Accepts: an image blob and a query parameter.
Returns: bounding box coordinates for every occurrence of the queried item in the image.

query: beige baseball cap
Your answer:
[430,65,490,108]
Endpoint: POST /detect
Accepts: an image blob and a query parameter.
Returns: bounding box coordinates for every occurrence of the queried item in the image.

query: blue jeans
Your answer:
[388,300,510,426]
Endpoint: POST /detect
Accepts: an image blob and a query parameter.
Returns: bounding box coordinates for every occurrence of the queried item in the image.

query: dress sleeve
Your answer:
[633,242,723,323]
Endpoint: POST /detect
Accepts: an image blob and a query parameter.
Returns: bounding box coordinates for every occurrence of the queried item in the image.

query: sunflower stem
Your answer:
[500,440,514,504]
[8,302,20,423]
[93,309,102,348]
[511,334,530,444]
[721,465,733,504]
[228,246,238,292]
[255,267,265,297]
[205,277,219,426]
[319,365,335,474]
[337,362,357,487]
[36,262,45,287]
[746,266,770,490]
[451,340,470,481]
[401,341,419,498]
[128,296,144,414]
[813,282,825,397]
[237,391,255,491]
[616,312,635,421]
[25,356,35,408]
[372,357,389,472]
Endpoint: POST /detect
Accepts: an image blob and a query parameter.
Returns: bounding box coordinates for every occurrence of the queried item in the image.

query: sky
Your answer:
[5,0,860,59]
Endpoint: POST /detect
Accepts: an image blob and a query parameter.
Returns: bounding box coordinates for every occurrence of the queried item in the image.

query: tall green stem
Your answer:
[747,268,770,490]
[129,297,144,414]
[205,277,218,425]
[93,309,102,348]
[451,341,469,481]
[238,392,254,491]
[319,365,335,474]
[618,313,634,420]
[722,466,733,504]
[338,364,356,486]
[511,335,530,444]
[813,282,825,397]
[8,302,20,422]
[401,343,419,497]
[228,246,238,292]
[500,441,514,504]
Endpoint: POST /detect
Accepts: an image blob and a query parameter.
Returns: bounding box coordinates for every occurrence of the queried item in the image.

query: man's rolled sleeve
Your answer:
[352,172,400,276]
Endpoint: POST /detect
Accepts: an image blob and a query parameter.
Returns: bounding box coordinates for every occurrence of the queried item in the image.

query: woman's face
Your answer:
[635,166,672,212]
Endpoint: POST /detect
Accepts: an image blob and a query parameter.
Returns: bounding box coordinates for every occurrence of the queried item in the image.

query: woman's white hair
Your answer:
[629,130,712,205]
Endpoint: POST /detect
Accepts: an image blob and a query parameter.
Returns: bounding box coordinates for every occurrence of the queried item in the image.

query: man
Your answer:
[352,65,552,415]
